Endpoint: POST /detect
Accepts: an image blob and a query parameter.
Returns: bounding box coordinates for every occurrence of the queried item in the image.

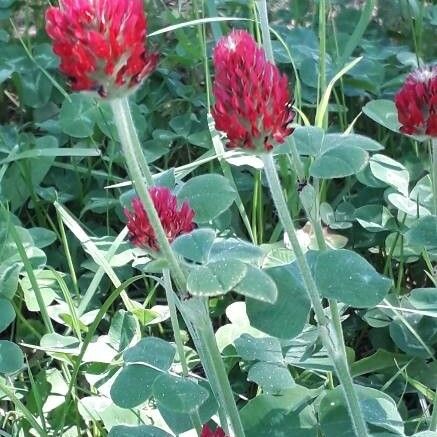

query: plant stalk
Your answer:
[257,1,305,183]
[111,97,154,187]
[110,98,244,435]
[318,0,328,129]
[110,98,186,292]
[262,154,368,437]
[163,270,204,435]
[256,1,274,61]
[182,297,246,437]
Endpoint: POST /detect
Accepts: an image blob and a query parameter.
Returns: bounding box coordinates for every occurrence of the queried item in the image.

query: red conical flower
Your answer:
[125,187,195,251]
[201,424,228,437]
[45,0,158,98]
[395,65,437,137]
[212,29,294,152]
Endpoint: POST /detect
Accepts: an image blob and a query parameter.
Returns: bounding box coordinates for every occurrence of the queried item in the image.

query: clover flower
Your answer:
[212,29,294,152]
[45,0,158,98]
[125,187,195,251]
[395,65,437,137]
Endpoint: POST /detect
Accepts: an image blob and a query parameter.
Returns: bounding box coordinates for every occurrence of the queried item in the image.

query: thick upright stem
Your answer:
[432,138,437,216]
[182,298,246,437]
[262,154,369,437]
[111,97,154,187]
[262,155,327,325]
[110,98,244,434]
[110,98,187,292]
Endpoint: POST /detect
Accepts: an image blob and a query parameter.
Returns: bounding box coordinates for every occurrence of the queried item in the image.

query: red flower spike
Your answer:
[212,29,295,153]
[201,424,229,437]
[395,65,437,137]
[124,187,195,252]
[45,0,158,98]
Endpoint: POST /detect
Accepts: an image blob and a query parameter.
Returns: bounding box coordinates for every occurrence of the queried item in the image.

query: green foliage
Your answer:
[178,174,237,223]
[314,249,392,307]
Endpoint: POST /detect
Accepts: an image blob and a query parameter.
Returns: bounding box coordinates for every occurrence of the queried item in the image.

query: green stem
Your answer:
[262,158,327,325]
[163,269,203,435]
[163,269,189,376]
[257,1,306,185]
[208,115,256,243]
[182,298,246,437]
[111,97,154,187]
[256,1,274,61]
[56,207,80,299]
[110,98,186,292]
[301,189,355,378]
[175,296,230,432]
[318,0,328,129]
[110,98,243,433]
[262,154,369,437]
[255,11,365,431]
[432,138,437,216]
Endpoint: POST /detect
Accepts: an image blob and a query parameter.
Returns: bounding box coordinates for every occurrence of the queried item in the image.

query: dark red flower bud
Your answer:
[395,65,437,137]
[45,0,158,98]
[201,424,228,437]
[125,187,195,251]
[212,30,294,152]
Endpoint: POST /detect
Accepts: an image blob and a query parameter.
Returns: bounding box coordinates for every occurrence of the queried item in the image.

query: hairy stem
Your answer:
[111,96,154,187]
[110,98,244,435]
[262,154,368,437]
[110,98,186,292]
[182,298,246,437]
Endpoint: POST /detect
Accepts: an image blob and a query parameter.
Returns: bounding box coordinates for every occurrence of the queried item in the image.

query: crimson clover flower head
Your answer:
[124,187,195,252]
[395,65,437,137]
[212,29,295,153]
[201,424,228,437]
[45,0,158,98]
